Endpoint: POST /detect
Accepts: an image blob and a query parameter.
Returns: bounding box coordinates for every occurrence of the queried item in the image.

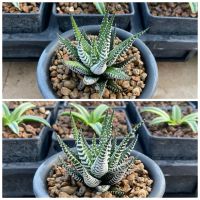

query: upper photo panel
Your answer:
[3,2,198,99]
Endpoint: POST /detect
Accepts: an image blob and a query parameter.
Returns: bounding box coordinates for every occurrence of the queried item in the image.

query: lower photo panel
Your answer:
[2,101,198,198]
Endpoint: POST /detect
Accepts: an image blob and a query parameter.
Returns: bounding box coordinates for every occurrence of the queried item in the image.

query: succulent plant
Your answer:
[58,14,147,97]
[141,105,198,133]
[11,2,21,10]
[57,111,143,195]
[60,103,109,136]
[2,102,51,135]
[189,2,198,14]
[93,2,106,14]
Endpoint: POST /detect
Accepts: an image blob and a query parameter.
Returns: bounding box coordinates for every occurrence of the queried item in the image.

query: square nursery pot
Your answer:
[126,102,198,160]
[3,3,49,34]
[52,108,133,150]
[3,112,53,163]
[3,161,42,197]
[157,159,197,195]
[52,3,135,31]
[140,3,197,35]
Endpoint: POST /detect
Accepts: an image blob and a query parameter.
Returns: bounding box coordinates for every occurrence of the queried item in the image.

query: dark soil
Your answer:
[53,110,129,139]
[49,36,147,99]
[56,2,130,14]
[67,101,125,107]
[3,108,50,138]
[140,107,198,138]
[148,3,198,18]
[4,101,55,109]
[2,2,40,13]
[135,101,193,108]
[47,159,153,198]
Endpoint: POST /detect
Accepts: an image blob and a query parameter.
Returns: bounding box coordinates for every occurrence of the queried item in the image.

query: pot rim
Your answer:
[33,150,166,197]
[37,25,158,99]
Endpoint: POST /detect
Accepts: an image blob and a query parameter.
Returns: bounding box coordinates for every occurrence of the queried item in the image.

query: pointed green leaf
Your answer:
[91,137,111,178]
[184,120,198,133]
[63,60,92,75]
[70,16,91,53]
[93,2,106,14]
[57,134,84,174]
[110,26,116,51]
[107,80,122,93]
[59,157,83,182]
[150,116,169,125]
[111,56,134,69]
[107,29,147,66]
[17,115,50,127]
[10,103,36,121]
[69,103,90,119]
[61,111,89,125]
[82,168,101,187]
[180,112,198,122]
[91,104,109,122]
[77,134,93,169]
[171,105,182,123]
[2,103,11,118]
[77,39,92,67]
[95,79,108,98]
[140,107,170,121]
[58,34,79,60]
[90,59,108,75]
[7,121,19,135]
[104,67,130,80]
[83,75,99,85]
[89,122,102,136]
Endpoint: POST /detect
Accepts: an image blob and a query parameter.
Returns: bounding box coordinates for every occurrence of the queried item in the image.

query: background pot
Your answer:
[140,3,197,35]
[3,3,50,34]
[37,25,158,99]
[126,102,198,160]
[3,112,53,163]
[33,150,166,197]
[52,3,135,31]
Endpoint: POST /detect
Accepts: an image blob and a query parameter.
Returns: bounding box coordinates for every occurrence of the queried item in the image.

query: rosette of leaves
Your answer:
[58,14,147,97]
[57,111,143,196]
[140,105,198,133]
[2,102,51,135]
[60,103,110,136]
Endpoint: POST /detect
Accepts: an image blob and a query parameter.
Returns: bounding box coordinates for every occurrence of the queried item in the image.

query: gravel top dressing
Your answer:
[49,36,147,99]
[4,101,55,109]
[53,110,128,139]
[141,107,198,138]
[2,2,40,13]
[47,159,153,198]
[3,108,50,139]
[148,3,198,18]
[56,2,130,14]
[135,101,193,108]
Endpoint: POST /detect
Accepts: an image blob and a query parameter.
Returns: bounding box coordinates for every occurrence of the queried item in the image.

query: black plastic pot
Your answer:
[33,150,165,197]
[52,108,132,150]
[3,112,52,163]
[3,3,50,34]
[37,25,158,99]
[140,3,197,35]
[3,161,42,197]
[130,3,197,62]
[126,102,198,160]
[157,159,197,194]
[52,3,135,31]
